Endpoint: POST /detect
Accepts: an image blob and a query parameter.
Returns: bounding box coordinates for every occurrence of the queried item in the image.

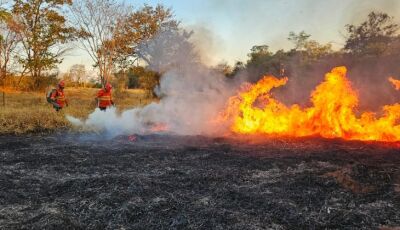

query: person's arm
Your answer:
[49,90,57,102]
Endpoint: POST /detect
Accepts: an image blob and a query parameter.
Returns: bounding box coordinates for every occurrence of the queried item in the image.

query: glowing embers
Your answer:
[220,66,400,142]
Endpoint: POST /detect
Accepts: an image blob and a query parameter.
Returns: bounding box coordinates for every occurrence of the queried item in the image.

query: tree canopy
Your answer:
[344,11,399,56]
[12,0,77,86]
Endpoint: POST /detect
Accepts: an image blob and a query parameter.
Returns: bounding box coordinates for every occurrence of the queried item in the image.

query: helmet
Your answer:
[105,83,112,91]
[58,80,65,89]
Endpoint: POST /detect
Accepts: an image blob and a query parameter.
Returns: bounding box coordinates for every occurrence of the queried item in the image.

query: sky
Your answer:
[59,0,400,72]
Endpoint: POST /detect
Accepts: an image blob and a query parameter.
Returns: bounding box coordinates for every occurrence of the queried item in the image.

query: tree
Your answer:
[69,64,86,86]
[0,2,8,22]
[248,45,272,62]
[246,46,289,79]
[69,0,128,85]
[302,40,332,61]
[0,14,22,83]
[137,67,159,91]
[214,62,233,77]
[12,0,77,87]
[230,61,245,77]
[288,31,311,50]
[344,11,399,56]
[0,9,6,20]
[288,31,332,62]
[136,28,195,73]
[112,4,179,69]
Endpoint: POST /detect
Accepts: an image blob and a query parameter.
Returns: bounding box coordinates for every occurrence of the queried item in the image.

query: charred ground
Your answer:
[0,133,399,229]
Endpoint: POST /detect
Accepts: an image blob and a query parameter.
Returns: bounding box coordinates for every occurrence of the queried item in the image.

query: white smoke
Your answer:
[67,29,242,137]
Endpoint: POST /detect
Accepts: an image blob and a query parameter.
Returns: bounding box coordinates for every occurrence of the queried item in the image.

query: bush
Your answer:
[1,74,59,91]
[123,66,160,90]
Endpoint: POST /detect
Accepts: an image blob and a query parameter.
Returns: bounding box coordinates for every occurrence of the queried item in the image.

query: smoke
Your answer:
[67,29,241,137]
[247,54,400,113]
[342,0,400,27]
[67,1,400,137]
[186,24,226,66]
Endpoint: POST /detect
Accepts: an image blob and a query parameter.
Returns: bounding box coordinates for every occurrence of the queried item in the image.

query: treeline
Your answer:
[1,1,400,96]
[219,11,400,81]
[0,0,181,91]
[216,12,400,109]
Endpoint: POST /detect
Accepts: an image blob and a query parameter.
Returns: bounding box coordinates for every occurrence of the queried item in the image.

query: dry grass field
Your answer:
[0,87,154,134]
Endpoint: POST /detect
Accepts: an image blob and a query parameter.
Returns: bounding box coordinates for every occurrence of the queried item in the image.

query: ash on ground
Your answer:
[1,134,399,229]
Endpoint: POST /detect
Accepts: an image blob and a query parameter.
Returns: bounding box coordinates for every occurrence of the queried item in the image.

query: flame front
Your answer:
[389,77,400,90]
[221,66,400,142]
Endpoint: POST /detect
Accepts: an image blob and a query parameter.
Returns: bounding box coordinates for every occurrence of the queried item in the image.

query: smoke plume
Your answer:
[67,30,241,137]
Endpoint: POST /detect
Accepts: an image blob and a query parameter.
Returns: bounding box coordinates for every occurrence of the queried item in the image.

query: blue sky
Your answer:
[60,0,400,72]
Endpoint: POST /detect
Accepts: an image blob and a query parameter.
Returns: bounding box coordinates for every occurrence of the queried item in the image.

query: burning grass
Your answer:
[0,88,153,134]
[220,66,400,142]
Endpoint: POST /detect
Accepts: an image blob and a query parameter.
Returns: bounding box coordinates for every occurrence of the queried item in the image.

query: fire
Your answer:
[149,123,168,132]
[389,77,400,90]
[221,66,400,142]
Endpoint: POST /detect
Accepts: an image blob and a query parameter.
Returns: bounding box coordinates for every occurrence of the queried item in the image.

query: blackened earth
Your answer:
[0,133,399,229]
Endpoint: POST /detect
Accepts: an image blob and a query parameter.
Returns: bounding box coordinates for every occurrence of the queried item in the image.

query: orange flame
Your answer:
[220,66,400,142]
[389,77,400,90]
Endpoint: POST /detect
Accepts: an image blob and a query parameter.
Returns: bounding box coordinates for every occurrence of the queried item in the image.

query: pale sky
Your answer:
[59,0,400,72]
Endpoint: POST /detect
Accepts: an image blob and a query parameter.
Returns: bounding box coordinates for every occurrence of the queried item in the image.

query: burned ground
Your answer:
[0,134,399,229]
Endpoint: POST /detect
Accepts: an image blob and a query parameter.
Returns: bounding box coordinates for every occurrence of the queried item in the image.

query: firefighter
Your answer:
[96,82,114,111]
[47,80,68,112]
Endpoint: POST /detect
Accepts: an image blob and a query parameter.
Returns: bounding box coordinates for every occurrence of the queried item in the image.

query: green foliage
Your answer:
[246,46,289,78]
[248,45,272,62]
[111,71,128,91]
[245,31,335,81]
[126,69,139,88]
[138,68,159,91]
[89,79,102,88]
[288,31,333,62]
[12,0,78,86]
[302,40,333,61]
[344,11,399,56]
[288,31,311,50]
[122,66,159,91]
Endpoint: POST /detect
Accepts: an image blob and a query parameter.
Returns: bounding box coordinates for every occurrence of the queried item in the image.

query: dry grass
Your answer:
[0,88,154,134]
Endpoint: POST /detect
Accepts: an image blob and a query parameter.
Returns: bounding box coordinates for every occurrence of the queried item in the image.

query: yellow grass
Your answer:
[0,87,154,134]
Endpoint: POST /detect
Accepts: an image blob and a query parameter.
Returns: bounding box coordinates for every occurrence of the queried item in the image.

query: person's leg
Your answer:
[99,107,106,111]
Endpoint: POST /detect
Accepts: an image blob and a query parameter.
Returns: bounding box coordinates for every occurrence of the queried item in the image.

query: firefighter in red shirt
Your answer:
[96,83,114,111]
[47,80,68,112]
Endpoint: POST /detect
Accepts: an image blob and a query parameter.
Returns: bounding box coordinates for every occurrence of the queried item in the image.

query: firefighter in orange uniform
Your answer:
[48,80,68,112]
[96,83,114,111]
